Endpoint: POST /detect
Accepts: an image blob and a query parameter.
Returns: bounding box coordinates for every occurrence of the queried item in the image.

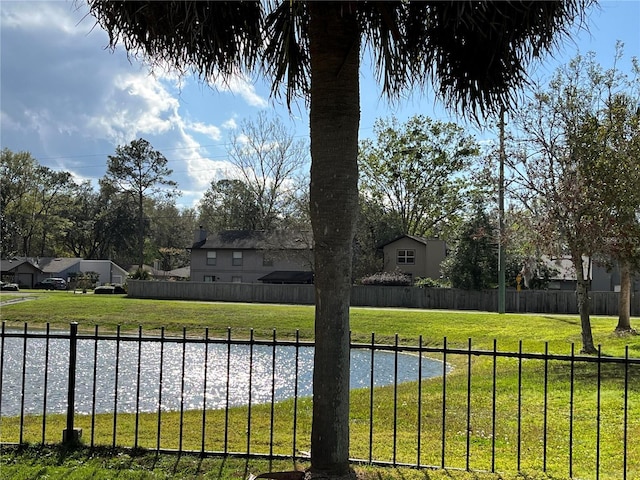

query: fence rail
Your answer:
[1,322,638,479]
[127,281,640,316]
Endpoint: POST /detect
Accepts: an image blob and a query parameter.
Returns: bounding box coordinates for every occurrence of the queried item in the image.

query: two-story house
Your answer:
[190,229,314,284]
[380,235,447,281]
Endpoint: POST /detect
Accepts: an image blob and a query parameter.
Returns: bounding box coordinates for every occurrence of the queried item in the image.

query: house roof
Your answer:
[193,230,313,250]
[520,255,594,286]
[1,256,83,273]
[2,257,127,276]
[126,264,155,274]
[149,266,191,278]
[167,266,190,278]
[37,257,82,273]
[1,258,41,273]
[258,270,314,284]
[542,256,592,281]
[378,234,439,249]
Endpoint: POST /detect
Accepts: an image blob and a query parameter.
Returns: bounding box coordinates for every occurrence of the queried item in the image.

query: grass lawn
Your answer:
[0,290,636,354]
[0,444,579,480]
[1,290,639,480]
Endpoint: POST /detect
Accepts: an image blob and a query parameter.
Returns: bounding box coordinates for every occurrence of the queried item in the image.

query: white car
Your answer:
[0,281,20,291]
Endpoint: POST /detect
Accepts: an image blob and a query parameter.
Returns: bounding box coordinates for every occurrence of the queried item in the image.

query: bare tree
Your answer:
[227,112,309,231]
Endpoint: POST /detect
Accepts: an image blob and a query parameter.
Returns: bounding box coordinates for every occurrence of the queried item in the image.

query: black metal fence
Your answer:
[1,322,638,479]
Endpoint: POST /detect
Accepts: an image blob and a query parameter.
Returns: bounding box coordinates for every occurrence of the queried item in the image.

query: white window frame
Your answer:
[206,251,217,266]
[232,251,243,266]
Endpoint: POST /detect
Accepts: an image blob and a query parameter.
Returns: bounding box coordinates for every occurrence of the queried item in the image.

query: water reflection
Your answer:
[0,334,445,417]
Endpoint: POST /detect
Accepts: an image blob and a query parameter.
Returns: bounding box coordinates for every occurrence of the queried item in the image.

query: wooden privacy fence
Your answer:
[1,322,638,479]
[127,281,640,316]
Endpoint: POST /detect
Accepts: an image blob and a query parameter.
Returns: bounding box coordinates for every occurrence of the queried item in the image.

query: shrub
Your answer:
[414,276,448,288]
[131,268,150,280]
[68,271,99,290]
[360,269,411,286]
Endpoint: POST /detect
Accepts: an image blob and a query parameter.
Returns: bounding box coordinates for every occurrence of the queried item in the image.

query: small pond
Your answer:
[0,334,446,417]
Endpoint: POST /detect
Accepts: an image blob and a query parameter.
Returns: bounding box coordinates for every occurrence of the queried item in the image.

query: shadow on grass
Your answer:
[542,315,579,325]
[546,359,640,392]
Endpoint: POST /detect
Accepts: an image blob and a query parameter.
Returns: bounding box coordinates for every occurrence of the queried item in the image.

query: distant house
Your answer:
[189,229,313,284]
[126,264,190,280]
[0,258,41,288]
[0,257,128,288]
[593,262,640,292]
[532,256,640,292]
[529,256,583,291]
[380,235,446,281]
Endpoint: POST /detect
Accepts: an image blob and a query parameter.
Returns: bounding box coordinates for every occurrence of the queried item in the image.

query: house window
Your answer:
[206,251,217,266]
[232,276,242,283]
[232,251,243,266]
[263,253,273,267]
[397,249,415,265]
[204,275,215,282]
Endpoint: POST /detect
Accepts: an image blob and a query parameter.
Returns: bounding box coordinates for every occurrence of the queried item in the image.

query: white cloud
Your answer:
[62,70,183,149]
[222,117,238,130]
[235,133,251,145]
[210,75,269,108]
[165,127,231,192]
[0,1,276,208]
[187,156,236,189]
[187,121,222,141]
[0,2,79,34]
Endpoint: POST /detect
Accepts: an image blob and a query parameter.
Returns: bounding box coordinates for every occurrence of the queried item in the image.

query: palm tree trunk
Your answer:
[615,259,634,333]
[308,3,360,477]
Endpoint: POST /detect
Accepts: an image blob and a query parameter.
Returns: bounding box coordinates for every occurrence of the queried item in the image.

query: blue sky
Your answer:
[1,1,639,209]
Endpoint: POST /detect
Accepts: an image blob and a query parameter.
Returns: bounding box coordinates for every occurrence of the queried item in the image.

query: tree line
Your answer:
[1,143,193,274]
[0,112,484,280]
[2,50,638,346]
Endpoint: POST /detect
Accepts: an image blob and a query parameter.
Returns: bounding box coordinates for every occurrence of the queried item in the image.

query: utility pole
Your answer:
[498,107,506,314]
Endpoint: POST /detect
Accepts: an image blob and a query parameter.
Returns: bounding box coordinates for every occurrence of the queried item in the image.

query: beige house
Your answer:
[190,229,313,284]
[381,235,446,281]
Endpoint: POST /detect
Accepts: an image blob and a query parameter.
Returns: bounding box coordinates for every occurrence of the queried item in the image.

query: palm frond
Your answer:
[86,1,264,81]
[361,1,594,119]
[263,1,310,108]
[87,0,594,119]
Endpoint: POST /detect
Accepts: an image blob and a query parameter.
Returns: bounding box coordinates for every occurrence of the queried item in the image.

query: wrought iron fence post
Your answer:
[62,322,82,444]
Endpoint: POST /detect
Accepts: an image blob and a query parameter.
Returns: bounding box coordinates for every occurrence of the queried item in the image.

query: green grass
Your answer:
[1,290,636,354]
[1,290,639,479]
[0,444,578,480]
